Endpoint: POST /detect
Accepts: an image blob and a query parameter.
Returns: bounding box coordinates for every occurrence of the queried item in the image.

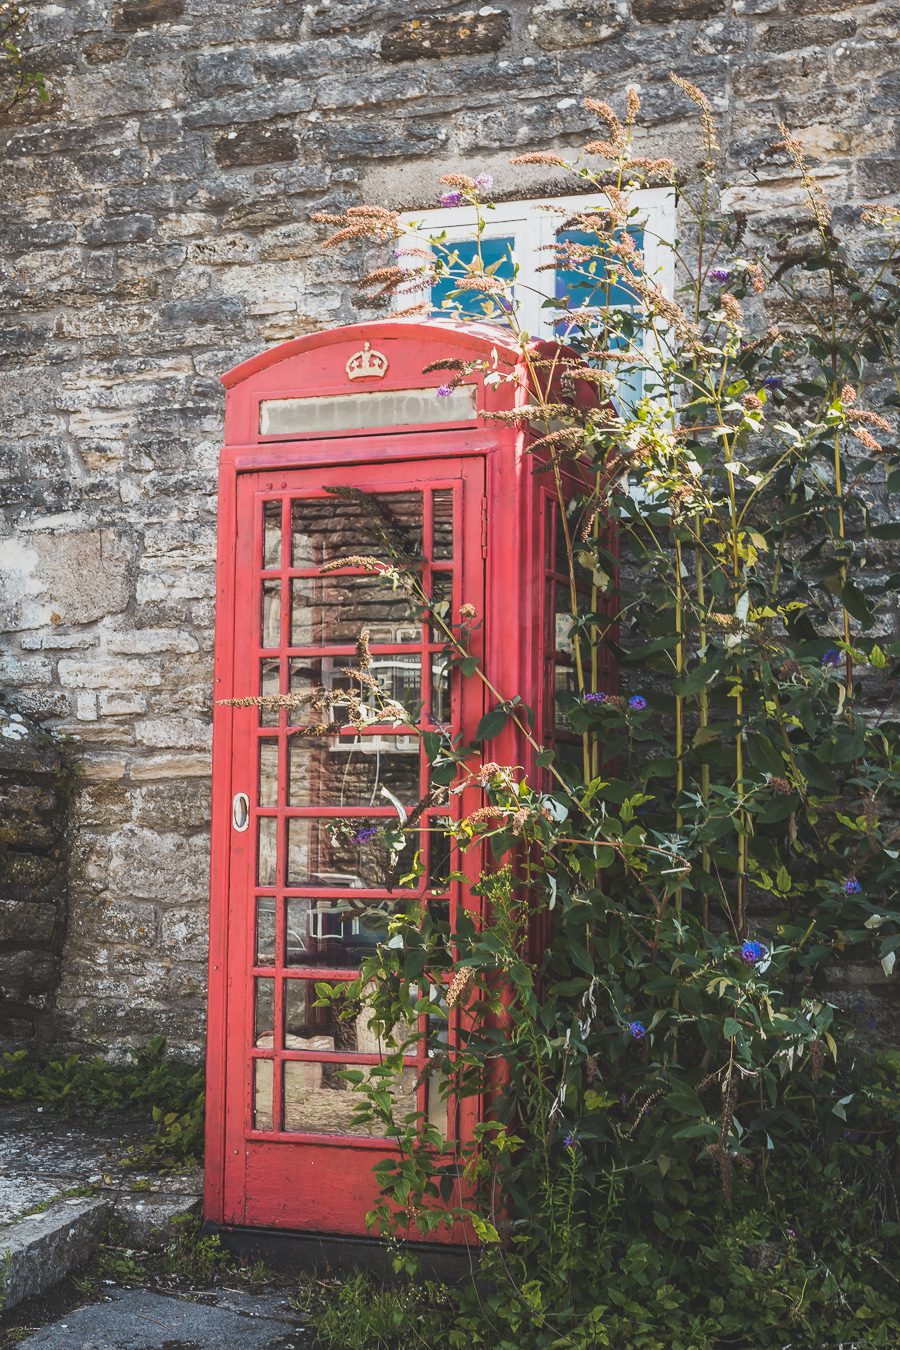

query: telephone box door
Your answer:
[220,452,485,1238]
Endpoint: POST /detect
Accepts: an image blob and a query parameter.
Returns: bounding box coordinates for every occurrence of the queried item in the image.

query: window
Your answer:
[398,190,676,411]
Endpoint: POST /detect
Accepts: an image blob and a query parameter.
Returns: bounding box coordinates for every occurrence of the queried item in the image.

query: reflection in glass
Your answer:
[288,656,422,726]
[291,575,420,648]
[430,653,452,725]
[257,816,278,886]
[432,489,454,560]
[292,491,423,569]
[253,1059,274,1131]
[283,1063,418,1137]
[286,818,401,890]
[263,500,281,570]
[254,977,275,1046]
[261,580,281,648]
[429,574,453,642]
[259,659,280,727]
[281,976,401,1051]
[255,896,276,965]
[428,817,453,892]
[258,740,279,806]
[285,897,392,968]
[288,735,420,809]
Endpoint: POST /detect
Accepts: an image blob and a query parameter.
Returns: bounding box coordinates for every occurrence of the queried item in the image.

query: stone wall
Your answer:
[0,709,71,1051]
[0,0,896,1056]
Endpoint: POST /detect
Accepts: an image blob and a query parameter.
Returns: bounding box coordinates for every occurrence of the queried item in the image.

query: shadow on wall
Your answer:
[0,707,72,1051]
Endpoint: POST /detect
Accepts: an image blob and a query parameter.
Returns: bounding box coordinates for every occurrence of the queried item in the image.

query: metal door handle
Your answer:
[232,792,250,831]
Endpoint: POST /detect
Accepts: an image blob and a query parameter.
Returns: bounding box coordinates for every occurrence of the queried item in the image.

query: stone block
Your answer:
[529,0,629,48]
[0,899,57,945]
[0,1196,110,1311]
[98,691,147,716]
[134,717,212,750]
[112,0,186,32]
[214,124,298,168]
[84,215,156,247]
[15,528,134,627]
[57,658,161,691]
[114,1191,202,1249]
[0,949,57,997]
[188,49,255,96]
[381,10,511,62]
[757,17,857,51]
[160,905,209,962]
[634,0,726,17]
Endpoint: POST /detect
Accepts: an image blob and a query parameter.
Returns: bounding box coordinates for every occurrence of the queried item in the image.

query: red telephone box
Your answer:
[204,319,604,1252]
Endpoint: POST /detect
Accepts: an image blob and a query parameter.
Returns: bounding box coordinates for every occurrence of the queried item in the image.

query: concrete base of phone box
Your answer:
[203,1221,476,1282]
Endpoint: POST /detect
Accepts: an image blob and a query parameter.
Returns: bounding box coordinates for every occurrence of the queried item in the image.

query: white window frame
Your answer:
[397,189,676,373]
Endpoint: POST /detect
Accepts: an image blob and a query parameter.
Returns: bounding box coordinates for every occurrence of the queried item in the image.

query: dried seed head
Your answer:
[841,383,857,406]
[510,151,570,168]
[446,965,474,1009]
[768,776,792,795]
[720,292,743,325]
[439,172,476,189]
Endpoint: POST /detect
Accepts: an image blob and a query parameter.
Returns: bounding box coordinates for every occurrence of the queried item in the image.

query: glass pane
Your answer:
[290,575,420,647]
[258,740,279,806]
[429,574,453,642]
[286,818,403,890]
[428,1068,449,1137]
[432,489,454,560]
[256,896,276,966]
[283,1062,418,1137]
[289,655,422,726]
[286,896,393,968]
[556,582,575,657]
[257,816,278,886]
[428,816,453,892]
[292,491,423,569]
[253,1059,273,1131]
[260,658,280,727]
[431,236,516,319]
[263,500,282,570]
[554,227,643,315]
[430,652,452,726]
[254,977,275,1046]
[289,734,420,809]
[555,663,577,733]
[261,580,281,648]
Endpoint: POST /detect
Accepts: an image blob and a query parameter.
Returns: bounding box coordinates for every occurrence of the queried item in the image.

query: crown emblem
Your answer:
[345,340,388,381]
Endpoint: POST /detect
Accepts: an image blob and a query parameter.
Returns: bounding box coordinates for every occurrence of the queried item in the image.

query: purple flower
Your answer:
[628,695,647,711]
[474,173,494,193]
[710,267,731,282]
[842,876,861,895]
[741,940,765,964]
[436,384,453,398]
[440,190,464,208]
[584,691,608,703]
[628,1021,646,1039]
[352,825,379,845]
[786,1227,796,1239]
[762,376,784,390]
[821,648,841,668]
[563,1132,576,1149]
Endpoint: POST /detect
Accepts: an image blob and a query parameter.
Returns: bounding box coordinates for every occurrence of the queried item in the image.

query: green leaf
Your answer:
[476,708,509,741]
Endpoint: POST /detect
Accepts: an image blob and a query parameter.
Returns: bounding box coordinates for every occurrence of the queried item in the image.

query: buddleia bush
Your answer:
[311,78,900,1347]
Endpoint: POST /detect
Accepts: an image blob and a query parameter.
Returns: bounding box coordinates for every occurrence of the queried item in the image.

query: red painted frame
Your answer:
[206,320,600,1243]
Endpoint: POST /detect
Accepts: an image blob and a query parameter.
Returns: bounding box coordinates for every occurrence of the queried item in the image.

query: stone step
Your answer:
[0,1195,110,1311]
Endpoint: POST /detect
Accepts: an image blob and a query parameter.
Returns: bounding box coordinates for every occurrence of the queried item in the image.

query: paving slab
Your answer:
[17,1288,306,1348]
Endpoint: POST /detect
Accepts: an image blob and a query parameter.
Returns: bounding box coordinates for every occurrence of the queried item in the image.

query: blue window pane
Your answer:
[430,236,515,319]
[554,227,643,315]
[554,228,645,412]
